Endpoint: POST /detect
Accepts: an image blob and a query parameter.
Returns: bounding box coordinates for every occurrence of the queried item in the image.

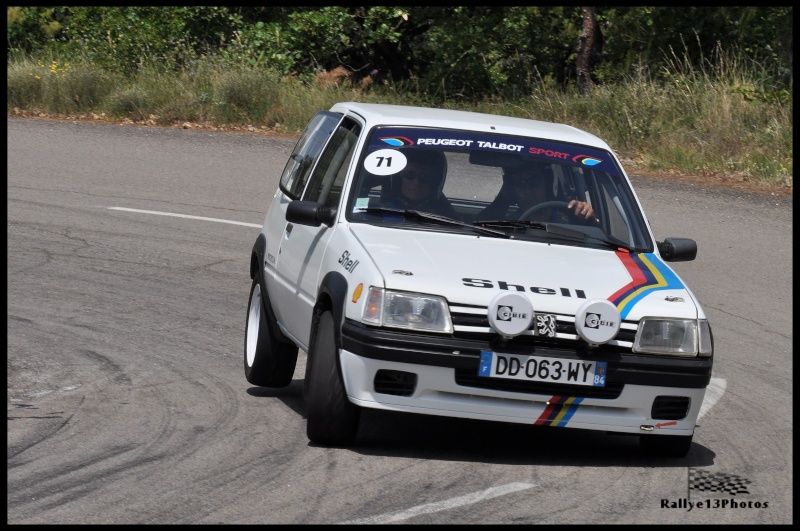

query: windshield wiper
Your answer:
[476,219,547,230]
[584,234,638,253]
[474,219,586,240]
[476,219,641,251]
[359,207,510,239]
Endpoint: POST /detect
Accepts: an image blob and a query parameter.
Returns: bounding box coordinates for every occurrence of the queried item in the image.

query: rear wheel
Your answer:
[640,433,693,457]
[244,275,298,387]
[306,310,360,446]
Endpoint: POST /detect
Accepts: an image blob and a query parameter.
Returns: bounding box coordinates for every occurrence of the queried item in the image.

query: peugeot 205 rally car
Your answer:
[244,102,713,457]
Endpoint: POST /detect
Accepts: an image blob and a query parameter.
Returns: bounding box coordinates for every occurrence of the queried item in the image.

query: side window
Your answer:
[279,111,342,199]
[303,118,361,208]
[590,170,647,248]
[601,185,632,244]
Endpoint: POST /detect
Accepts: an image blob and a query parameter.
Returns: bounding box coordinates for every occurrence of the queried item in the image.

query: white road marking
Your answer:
[107,207,261,228]
[698,377,726,420]
[338,482,537,525]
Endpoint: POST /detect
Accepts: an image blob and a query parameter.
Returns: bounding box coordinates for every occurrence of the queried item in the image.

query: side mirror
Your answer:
[286,200,337,227]
[657,237,697,262]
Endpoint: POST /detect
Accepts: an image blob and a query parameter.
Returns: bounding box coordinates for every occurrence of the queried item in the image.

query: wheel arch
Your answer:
[305,271,348,398]
[250,233,266,280]
[248,233,293,345]
[315,271,349,348]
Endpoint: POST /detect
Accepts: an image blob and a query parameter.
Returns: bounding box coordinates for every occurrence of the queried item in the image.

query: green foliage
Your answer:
[9,6,792,94]
[35,7,248,76]
[731,86,792,106]
[227,6,411,84]
[7,7,69,54]
[594,7,792,87]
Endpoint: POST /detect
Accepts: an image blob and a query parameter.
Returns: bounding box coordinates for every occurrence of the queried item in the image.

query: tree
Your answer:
[576,6,602,95]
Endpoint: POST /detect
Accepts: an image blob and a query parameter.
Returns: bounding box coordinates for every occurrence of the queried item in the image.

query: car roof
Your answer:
[329,101,611,150]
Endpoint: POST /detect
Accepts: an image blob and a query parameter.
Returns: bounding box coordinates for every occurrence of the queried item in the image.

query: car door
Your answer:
[272,116,362,349]
[265,111,341,331]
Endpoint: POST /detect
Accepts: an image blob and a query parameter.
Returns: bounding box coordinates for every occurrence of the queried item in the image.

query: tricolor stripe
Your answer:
[534,396,583,427]
[379,136,415,147]
[608,251,684,319]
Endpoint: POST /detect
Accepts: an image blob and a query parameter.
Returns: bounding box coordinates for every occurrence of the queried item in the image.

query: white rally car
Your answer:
[245,102,713,457]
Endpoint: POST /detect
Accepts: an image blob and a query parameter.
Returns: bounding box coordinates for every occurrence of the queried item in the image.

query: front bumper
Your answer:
[339,320,713,435]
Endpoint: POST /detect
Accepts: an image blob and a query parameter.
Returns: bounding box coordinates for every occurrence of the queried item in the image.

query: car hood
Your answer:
[348,224,698,321]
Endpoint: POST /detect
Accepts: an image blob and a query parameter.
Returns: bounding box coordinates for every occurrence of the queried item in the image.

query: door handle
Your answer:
[284,223,293,237]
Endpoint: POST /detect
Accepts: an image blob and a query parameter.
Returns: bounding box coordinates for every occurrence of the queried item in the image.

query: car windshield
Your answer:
[345,126,653,252]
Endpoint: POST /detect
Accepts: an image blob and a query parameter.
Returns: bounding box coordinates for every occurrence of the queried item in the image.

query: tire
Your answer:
[244,275,298,387]
[305,310,360,446]
[640,433,693,458]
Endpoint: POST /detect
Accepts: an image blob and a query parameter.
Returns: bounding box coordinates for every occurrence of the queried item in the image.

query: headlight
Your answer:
[362,287,453,333]
[633,318,713,357]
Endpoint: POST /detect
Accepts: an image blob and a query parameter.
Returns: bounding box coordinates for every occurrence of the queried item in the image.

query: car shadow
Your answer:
[247,379,716,468]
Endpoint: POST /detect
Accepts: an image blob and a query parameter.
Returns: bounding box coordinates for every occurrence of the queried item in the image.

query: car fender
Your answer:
[250,233,266,281]
[249,233,292,345]
[317,270,349,347]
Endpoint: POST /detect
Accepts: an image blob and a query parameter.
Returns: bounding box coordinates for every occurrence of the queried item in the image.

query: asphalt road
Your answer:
[7,117,792,524]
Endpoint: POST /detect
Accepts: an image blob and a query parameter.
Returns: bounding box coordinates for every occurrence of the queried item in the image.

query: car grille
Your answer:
[448,302,638,353]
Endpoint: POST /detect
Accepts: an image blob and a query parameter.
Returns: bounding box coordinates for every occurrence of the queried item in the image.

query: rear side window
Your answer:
[279,111,342,199]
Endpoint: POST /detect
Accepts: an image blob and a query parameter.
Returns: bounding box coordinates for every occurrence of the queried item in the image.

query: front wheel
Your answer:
[244,275,298,387]
[640,433,693,457]
[306,310,360,446]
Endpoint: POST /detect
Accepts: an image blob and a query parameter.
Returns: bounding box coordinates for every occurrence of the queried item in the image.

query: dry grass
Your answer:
[7,54,792,192]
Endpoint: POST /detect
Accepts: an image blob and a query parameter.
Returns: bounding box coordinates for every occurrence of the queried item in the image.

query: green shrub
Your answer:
[7,59,45,109]
[212,68,284,124]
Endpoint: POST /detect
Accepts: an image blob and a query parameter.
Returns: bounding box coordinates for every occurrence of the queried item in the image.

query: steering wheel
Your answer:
[519,200,572,221]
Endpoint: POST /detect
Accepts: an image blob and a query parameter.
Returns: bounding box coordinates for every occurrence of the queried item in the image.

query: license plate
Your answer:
[478,351,607,387]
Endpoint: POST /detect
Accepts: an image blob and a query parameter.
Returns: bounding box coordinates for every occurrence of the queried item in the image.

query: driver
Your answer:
[380,149,459,219]
[477,164,597,224]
